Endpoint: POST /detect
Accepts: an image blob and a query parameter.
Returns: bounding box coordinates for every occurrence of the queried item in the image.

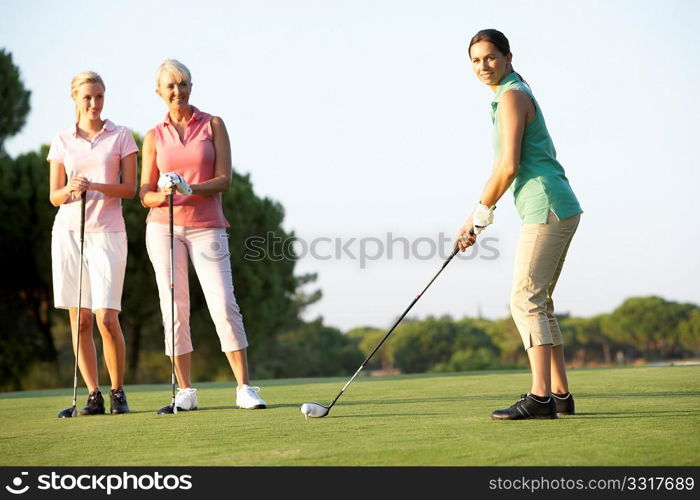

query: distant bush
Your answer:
[259,319,364,378]
[391,316,502,373]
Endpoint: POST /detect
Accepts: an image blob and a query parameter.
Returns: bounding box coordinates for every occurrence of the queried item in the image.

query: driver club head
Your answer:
[57,406,77,418]
[300,402,330,419]
[156,403,178,415]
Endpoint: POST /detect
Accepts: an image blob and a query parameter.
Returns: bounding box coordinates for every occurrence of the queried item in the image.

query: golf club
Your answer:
[58,191,87,418]
[300,238,468,419]
[157,188,178,415]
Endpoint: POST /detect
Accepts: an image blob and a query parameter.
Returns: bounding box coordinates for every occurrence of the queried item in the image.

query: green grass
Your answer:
[1,366,698,466]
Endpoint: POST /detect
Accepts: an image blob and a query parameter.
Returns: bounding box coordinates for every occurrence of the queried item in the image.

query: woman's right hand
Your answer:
[142,188,171,208]
[455,216,477,252]
[64,176,91,201]
[67,176,91,194]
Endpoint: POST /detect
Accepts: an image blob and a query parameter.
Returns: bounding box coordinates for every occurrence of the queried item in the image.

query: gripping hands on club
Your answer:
[157,172,193,195]
[66,176,91,200]
[455,202,495,252]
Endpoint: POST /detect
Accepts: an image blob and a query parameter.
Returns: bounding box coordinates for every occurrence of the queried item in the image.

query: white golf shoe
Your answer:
[236,384,267,409]
[175,387,198,411]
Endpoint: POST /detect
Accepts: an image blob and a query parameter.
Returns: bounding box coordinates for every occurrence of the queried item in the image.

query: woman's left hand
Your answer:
[455,217,477,252]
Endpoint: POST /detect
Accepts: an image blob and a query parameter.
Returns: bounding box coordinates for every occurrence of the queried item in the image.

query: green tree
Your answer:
[346,326,390,371]
[677,308,700,354]
[431,318,501,372]
[602,296,696,360]
[0,49,31,156]
[434,346,501,372]
[484,317,528,367]
[391,316,498,373]
[0,147,58,390]
[560,314,612,365]
[264,319,364,378]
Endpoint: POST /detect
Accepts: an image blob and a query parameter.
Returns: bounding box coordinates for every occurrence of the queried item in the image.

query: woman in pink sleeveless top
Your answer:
[139,59,266,412]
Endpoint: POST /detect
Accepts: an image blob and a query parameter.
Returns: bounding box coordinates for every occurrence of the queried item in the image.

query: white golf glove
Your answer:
[472,202,495,235]
[175,179,192,196]
[157,172,181,189]
[157,172,192,195]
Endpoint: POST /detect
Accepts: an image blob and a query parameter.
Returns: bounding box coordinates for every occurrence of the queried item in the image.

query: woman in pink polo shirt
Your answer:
[140,59,266,412]
[48,71,137,415]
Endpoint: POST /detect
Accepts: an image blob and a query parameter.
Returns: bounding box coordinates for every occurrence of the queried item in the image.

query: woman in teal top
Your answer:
[456,29,583,420]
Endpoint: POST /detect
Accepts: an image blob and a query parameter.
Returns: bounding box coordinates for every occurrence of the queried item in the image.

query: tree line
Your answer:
[347,296,700,375]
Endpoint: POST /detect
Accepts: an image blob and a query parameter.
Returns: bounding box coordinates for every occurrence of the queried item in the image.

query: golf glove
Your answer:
[473,202,495,235]
[157,172,192,195]
[157,172,181,189]
[175,180,192,196]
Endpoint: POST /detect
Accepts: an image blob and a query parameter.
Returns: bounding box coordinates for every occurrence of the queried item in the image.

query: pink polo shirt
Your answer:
[146,107,229,228]
[47,120,138,232]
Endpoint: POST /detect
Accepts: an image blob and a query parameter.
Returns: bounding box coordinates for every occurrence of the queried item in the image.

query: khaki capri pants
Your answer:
[510,211,580,350]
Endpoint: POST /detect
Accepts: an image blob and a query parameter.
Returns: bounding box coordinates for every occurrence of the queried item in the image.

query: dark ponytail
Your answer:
[468,29,528,86]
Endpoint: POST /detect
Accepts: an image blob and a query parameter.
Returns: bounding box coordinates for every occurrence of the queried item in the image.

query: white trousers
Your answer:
[145,222,249,356]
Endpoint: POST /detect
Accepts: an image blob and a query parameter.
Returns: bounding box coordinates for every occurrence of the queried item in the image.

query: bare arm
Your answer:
[455,89,531,251]
[190,116,232,196]
[90,152,138,199]
[478,89,530,206]
[139,130,169,208]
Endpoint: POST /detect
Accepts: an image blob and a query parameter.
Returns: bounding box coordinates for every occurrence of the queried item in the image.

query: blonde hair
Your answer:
[156,59,192,88]
[70,71,105,121]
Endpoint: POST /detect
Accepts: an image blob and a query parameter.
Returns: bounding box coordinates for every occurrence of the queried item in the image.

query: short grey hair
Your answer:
[156,59,192,88]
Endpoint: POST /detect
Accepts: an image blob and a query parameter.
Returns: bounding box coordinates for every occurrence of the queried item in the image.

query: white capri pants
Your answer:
[510,211,580,350]
[145,222,249,356]
[51,229,127,311]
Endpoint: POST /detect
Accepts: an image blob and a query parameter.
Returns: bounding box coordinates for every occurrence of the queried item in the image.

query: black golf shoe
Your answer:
[552,392,575,415]
[110,388,130,414]
[491,393,557,420]
[80,390,105,415]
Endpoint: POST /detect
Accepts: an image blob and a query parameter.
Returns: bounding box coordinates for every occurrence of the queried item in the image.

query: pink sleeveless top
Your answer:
[146,107,229,228]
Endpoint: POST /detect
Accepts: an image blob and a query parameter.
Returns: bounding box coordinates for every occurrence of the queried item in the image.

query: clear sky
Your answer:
[2,0,699,331]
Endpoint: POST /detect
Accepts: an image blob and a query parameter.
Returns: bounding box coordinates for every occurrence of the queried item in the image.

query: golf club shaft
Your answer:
[71,191,87,411]
[169,190,176,406]
[327,244,461,411]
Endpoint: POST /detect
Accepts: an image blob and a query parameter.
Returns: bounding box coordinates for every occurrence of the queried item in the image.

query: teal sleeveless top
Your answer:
[491,72,582,223]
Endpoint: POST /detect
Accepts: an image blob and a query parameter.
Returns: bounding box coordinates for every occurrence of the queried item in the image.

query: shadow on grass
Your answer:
[172,405,288,412]
[151,396,501,413]
[330,412,448,419]
[328,395,505,406]
[324,408,700,421]
[580,392,700,398]
[51,409,156,419]
[574,410,700,419]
